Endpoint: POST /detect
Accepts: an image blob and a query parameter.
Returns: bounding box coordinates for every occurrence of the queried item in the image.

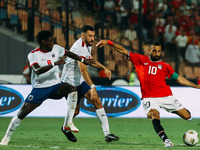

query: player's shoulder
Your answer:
[30,47,39,54]
[160,61,172,68]
[130,52,144,57]
[28,48,39,58]
[70,38,83,50]
[53,44,64,50]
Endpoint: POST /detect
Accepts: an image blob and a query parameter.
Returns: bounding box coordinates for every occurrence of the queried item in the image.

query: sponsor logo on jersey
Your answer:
[80,87,141,117]
[144,63,148,65]
[0,86,24,115]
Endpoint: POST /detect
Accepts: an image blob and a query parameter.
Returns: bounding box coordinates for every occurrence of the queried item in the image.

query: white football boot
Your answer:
[164,139,174,147]
[0,137,10,146]
[65,122,79,132]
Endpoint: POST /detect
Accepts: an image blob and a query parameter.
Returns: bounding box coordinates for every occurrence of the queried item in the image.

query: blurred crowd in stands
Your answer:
[80,0,200,79]
[1,0,200,80]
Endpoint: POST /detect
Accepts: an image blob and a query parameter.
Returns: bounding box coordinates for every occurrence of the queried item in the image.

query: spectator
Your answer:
[175,29,188,76]
[164,25,176,56]
[156,10,166,27]
[127,66,139,86]
[124,24,137,41]
[119,0,130,30]
[104,0,116,24]
[94,15,112,38]
[185,38,200,76]
[164,18,177,34]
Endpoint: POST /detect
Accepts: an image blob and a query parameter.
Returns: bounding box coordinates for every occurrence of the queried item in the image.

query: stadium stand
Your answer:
[0,0,200,82]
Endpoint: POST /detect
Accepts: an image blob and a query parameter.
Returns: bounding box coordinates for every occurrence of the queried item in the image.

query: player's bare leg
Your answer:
[84,89,119,142]
[0,103,41,145]
[173,108,192,120]
[148,109,174,147]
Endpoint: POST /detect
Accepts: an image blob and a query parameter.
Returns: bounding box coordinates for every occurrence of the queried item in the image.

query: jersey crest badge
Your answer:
[158,64,162,69]
[144,63,148,65]
[52,54,55,58]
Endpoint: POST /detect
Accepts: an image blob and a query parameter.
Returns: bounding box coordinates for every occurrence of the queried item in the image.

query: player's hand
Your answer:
[96,40,108,48]
[55,56,66,66]
[104,68,111,80]
[83,59,96,65]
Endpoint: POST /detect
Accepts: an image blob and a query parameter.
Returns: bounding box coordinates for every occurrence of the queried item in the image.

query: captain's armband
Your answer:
[170,72,179,80]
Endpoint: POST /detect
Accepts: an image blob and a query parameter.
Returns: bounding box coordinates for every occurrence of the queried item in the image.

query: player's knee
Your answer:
[147,109,160,120]
[69,86,76,93]
[90,97,102,109]
[183,109,191,120]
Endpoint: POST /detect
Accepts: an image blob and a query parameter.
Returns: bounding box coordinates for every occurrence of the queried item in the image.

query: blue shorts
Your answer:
[25,83,62,104]
[76,81,91,104]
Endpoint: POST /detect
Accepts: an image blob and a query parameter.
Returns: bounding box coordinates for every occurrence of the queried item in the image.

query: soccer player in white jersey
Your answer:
[61,25,119,142]
[0,30,94,145]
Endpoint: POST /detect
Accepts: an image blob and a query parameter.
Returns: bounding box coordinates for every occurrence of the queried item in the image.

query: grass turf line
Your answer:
[0,117,200,150]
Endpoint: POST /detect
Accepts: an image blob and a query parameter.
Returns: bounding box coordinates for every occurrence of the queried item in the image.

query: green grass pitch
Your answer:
[0,117,200,150]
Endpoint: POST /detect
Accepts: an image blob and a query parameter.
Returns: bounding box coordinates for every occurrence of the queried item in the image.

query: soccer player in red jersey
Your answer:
[96,40,200,147]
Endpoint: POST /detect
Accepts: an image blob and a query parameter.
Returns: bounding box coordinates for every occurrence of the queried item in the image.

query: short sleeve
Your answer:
[166,63,174,78]
[54,44,65,57]
[28,52,38,67]
[129,52,144,65]
[70,43,81,56]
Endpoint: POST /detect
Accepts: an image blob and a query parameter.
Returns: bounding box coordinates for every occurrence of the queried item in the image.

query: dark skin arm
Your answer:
[32,56,66,75]
[32,50,95,75]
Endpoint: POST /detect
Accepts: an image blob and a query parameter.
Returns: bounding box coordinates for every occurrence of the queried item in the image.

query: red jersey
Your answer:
[129,52,174,98]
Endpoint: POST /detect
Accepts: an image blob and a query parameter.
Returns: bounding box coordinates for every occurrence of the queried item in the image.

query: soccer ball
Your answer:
[183,130,199,146]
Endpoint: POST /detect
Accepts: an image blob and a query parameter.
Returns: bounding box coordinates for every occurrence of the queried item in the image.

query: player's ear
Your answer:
[41,39,45,45]
[81,33,84,39]
[147,48,151,55]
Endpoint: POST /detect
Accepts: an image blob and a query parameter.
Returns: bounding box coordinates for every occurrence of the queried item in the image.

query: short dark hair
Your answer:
[37,30,53,44]
[81,25,94,33]
[149,40,161,47]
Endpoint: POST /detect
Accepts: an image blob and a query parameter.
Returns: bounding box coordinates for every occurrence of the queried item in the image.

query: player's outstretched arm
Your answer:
[96,40,128,57]
[65,50,95,65]
[90,59,111,80]
[176,76,200,89]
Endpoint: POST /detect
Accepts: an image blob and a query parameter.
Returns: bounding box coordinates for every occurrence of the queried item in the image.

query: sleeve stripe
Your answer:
[30,62,38,67]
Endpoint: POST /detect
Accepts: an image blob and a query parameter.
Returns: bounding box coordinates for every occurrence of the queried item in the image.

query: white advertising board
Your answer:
[0,84,199,118]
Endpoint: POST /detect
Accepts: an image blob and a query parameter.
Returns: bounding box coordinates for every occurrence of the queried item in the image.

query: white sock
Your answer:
[4,115,21,139]
[63,91,77,129]
[96,108,110,136]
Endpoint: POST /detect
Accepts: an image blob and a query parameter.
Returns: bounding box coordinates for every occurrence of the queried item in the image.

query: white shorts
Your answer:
[142,96,185,115]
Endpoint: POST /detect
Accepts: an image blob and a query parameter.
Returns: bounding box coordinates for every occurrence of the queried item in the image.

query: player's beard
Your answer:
[85,39,93,46]
[151,55,161,61]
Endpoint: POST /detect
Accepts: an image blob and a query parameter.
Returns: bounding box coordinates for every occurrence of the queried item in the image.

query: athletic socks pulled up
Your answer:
[152,119,168,142]
[96,108,110,136]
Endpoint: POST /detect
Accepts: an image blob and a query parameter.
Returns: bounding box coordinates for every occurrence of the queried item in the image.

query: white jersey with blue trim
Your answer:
[61,38,92,87]
[28,44,65,88]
